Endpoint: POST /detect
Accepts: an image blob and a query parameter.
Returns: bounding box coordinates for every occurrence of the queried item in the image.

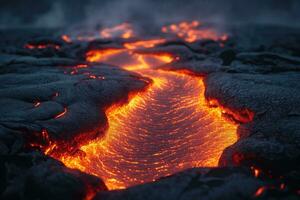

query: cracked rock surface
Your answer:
[0,29,149,200]
[97,25,300,199]
[1,25,300,200]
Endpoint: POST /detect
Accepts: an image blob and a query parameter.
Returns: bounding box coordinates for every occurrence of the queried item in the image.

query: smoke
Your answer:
[34,2,66,28]
[83,0,227,29]
[0,0,300,29]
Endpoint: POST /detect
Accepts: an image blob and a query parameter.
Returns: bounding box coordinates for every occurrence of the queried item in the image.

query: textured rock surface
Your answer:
[95,167,264,200]
[1,25,300,199]
[0,29,149,200]
[146,25,300,175]
[1,154,107,200]
[98,25,300,199]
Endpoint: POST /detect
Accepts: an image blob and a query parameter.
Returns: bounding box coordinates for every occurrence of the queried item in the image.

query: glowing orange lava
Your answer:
[86,49,125,63]
[56,45,238,190]
[123,39,166,49]
[162,21,227,42]
[100,23,134,39]
[25,43,61,50]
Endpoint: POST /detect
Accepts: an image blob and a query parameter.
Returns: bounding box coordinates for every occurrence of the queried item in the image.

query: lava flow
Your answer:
[100,23,134,39]
[162,21,227,42]
[55,36,238,189]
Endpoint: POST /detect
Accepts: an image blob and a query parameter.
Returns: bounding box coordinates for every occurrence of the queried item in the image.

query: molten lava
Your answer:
[86,49,125,63]
[25,43,61,50]
[100,23,134,39]
[55,41,238,189]
[123,39,166,49]
[162,21,227,42]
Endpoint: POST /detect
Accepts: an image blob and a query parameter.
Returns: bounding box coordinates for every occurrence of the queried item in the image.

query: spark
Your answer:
[62,34,72,43]
[254,186,266,197]
[25,43,61,50]
[34,102,41,107]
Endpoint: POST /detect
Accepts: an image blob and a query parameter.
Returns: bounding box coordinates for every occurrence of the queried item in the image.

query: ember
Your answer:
[254,186,266,197]
[62,34,72,43]
[54,107,67,119]
[25,43,61,50]
[34,102,41,107]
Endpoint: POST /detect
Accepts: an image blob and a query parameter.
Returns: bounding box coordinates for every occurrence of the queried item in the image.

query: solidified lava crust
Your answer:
[1,22,300,200]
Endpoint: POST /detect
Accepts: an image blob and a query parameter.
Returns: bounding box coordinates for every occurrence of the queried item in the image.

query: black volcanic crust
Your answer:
[0,25,300,199]
[95,167,264,200]
[0,29,149,200]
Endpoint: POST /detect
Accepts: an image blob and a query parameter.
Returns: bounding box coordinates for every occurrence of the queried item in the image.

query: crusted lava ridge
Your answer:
[1,24,300,200]
[0,29,150,200]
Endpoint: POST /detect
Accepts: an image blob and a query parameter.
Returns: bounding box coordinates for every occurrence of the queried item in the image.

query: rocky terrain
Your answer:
[0,24,300,199]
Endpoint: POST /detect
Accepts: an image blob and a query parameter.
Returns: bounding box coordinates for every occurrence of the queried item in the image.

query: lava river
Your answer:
[58,47,238,190]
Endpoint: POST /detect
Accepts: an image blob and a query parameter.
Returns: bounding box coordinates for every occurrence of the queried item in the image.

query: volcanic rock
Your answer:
[1,24,300,200]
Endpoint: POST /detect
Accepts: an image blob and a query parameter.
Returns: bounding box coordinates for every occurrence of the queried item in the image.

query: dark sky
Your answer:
[1,0,300,28]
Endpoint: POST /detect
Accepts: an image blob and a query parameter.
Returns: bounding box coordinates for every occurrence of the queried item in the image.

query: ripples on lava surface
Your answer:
[56,47,237,190]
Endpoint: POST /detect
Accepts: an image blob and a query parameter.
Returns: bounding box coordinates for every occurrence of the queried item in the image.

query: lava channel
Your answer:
[56,48,238,190]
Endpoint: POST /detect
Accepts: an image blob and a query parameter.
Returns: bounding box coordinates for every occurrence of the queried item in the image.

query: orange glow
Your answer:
[34,102,41,107]
[254,169,260,177]
[100,23,134,39]
[208,99,254,123]
[75,64,88,69]
[162,21,227,43]
[123,39,166,49]
[89,75,96,79]
[53,44,238,190]
[44,143,57,155]
[254,186,266,197]
[62,34,72,43]
[29,129,51,150]
[54,107,67,119]
[86,49,125,62]
[251,166,261,178]
[25,44,61,50]
[84,190,96,200]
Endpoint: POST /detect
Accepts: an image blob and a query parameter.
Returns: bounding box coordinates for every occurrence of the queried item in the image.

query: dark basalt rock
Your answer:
[0,55,149,150]
[1,153,107,200]
[159,25,300,178]
[219,116,300,173]
[0,30,150,199]
[1,25,300,200]
[94,167,296,200]
[160,57,223,76]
